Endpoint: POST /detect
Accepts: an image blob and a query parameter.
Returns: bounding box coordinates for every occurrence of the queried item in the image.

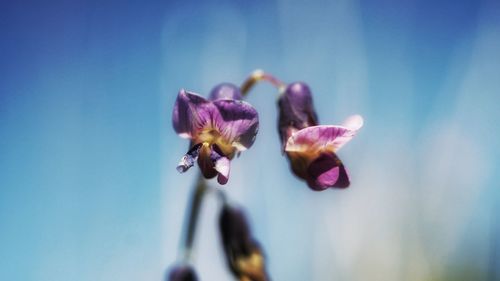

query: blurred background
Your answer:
[1,0,499,280]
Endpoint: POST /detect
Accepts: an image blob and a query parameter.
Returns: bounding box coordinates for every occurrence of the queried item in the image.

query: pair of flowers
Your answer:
[172,81,363,190]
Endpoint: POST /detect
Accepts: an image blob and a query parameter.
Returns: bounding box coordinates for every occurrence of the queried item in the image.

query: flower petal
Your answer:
[280,82,318,127]
[212,100,259,151]
[197,143,218,179]
[212,144,231,185]
[172,89,215,139]
[176,143,202,173]
[209,83,243,101]
[285,123,361,153]
[195,143,232,184]
[341,114,364,131]
[277,82,318,147]
[306,153,350,190]
[215,156,230,185]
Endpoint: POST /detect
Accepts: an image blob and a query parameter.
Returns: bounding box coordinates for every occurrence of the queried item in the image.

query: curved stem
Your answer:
[181,173,207,261]
[240,69,286,97]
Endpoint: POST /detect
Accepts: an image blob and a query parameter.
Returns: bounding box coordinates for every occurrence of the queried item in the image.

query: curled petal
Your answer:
[306,153,349,190]
[197,143,218,179]
[215,157,230,185]
[213,100,259,151]
[195,143,232,184]
[341,114,364,131]
[209,83,243,101]
[285,122,361,154]
[212,144,231,185]
[176,143,202,173]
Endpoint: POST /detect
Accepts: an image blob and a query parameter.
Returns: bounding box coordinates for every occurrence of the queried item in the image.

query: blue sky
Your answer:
[1,0,499,280]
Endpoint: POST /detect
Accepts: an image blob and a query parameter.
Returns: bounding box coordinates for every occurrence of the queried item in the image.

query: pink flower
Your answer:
[278,82,363,191]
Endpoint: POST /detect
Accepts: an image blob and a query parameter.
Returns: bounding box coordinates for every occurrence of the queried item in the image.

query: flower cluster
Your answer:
[172,73,363,190]
[168,71,363,280]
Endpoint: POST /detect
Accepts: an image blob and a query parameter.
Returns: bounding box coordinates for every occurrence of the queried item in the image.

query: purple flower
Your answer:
[278,82,363,191]
[167,264,198,281]
[173,85,259,185]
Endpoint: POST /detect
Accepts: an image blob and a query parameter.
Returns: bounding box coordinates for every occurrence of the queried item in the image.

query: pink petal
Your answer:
[306,153,350,190]
[341,114,364,131]
[214,156,230,185]
[285,122,361,153]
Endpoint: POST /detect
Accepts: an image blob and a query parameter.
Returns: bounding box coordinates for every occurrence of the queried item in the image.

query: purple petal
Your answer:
[172,89,215,139]
[306,153,350,190]
[195,143,232,184]
[212,100,259,150]
[209,83,243,101]
[176,143,202,173]
[278,82,318,147]
[285,124,360,153]
[197,143,218,179]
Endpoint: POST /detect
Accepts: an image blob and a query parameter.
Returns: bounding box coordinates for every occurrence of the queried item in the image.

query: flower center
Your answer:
[196,129,235,157]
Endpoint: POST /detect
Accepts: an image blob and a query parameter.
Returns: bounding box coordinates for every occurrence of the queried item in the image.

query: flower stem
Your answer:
[240,69,286,96]
[181,173,207,261]
[180,173,230,262]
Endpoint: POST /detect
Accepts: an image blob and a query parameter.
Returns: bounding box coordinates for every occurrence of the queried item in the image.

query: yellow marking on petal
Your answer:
[194,128,236,158]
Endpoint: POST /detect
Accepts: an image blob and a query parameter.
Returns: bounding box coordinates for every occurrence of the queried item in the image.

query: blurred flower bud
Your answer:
[167,264,198,281]
[219,205,269,281]
[209,83,243,101]
[277,82,318,149]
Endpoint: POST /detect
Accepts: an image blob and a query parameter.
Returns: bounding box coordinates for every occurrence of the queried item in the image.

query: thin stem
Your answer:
[181,173,207,261]
[213,187,228,206]
[240,69,286,97]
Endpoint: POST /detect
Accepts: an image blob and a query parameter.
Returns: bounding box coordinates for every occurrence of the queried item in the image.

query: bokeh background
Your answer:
[1,0,499,280]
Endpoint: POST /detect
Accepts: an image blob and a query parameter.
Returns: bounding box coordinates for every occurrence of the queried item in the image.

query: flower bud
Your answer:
[277,82,318,149]
[219,205,269,281]
[167,264,198,281]
[209,83,243,101]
